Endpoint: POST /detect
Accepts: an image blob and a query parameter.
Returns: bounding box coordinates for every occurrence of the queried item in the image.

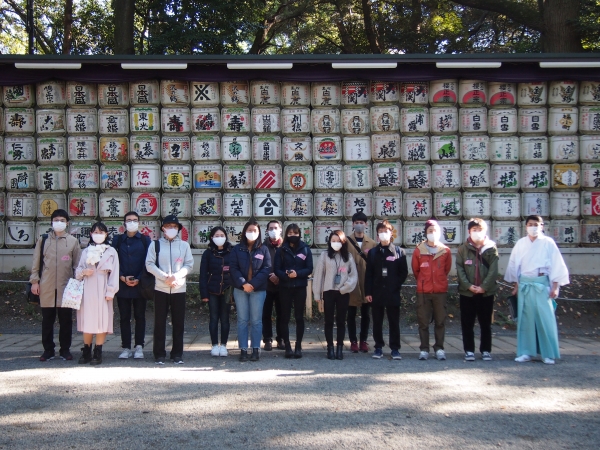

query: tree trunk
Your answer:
[113,0,136,54]
[62,0,73,54]
[333,0,354,53]
[540,0,583,52]
[361,0,381,53]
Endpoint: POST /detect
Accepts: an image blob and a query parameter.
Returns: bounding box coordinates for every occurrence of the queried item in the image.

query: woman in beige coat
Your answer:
[75,223,120,365]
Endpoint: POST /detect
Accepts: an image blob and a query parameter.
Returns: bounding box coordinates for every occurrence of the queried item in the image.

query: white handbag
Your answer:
[62,278,84,310]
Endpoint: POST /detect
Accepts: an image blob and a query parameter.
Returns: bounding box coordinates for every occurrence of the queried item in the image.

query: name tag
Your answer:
[386,256,395,261]
[223,265,229,272]
[465,260,473,265]
[339,266,347,273]
[255,254,264,260]
[175,257,183,264]
[61,255,70,261]
[420,262,429,268]
[296,253,306,260]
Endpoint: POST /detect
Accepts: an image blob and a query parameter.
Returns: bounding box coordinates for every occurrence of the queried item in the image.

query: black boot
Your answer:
[276,339,285,350]
[78,344,92,364]
[250,348,260,361]
[294,342,303,359]
[263,340,273,351]
[327,345,335,360]
[336,344,344,360]
[239,349,249,362]
[285,342,294,359]
[90,345,103,366]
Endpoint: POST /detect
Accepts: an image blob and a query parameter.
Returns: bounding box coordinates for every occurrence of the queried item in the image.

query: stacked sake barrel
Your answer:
[1,79,599,249]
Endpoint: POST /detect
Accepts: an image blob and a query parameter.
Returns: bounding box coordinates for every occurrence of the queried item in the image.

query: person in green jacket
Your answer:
[455,218,499,362]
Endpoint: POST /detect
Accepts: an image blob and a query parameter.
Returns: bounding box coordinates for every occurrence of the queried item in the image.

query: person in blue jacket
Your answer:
[273,223,314,359]
[229,220,271,362]
[199,226,233,358]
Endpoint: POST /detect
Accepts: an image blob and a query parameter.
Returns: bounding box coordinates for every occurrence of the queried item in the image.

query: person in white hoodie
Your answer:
[146,215,194,365]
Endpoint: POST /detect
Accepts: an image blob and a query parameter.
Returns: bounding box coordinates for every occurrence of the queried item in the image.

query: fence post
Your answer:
[305,278,312,319]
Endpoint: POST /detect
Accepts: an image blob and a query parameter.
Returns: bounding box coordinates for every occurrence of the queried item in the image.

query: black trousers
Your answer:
[279,286,306,344]
[153,291,186,359]
[208,293,231,345]
[460,294,494,353]
[323,290,350,347]
[372,303,401,351]
[262,290,283,343]
[41,292,73,352]
[347,302,371,343]
[117,297,147,349]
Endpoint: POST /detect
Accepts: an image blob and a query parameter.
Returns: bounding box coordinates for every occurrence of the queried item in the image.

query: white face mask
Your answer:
[267,229,281,240]
[52,221,67,232]
[164,228,178,239]
[246,231,259,242]
[427,231,440,243]
[91,233,106,244]
[470,231,486,242]
[125,221,139,233]
[330,242,342,251]
[213,236,226,247]
[378,232,391,242]
[527,226,541,237]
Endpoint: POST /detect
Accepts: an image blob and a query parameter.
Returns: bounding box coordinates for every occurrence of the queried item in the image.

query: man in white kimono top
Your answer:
[505,215,569,365]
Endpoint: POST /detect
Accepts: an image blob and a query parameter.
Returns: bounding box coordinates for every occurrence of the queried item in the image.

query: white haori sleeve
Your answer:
[504,236,570,285]
[504,237,530,283]
[545,237,570,286]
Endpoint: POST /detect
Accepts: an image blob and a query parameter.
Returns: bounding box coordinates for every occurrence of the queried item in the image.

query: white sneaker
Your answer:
[133,345,144,359]
[118,348,132,359]
[436,349,446,360]
[418,351,429,360]
[482,351,492,361]
[219,345,228,357]
[543,358,555,365]
[515,354,532,363]
[464,351,475,361]
[211,345,220,357]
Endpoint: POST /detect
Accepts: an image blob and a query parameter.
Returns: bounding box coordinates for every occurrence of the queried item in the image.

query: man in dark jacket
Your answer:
[112,211,151,360]
[261,220,284,351]
[365,220,409,360]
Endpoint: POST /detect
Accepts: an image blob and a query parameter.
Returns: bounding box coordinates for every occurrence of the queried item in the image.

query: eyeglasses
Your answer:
[125,219,139,224]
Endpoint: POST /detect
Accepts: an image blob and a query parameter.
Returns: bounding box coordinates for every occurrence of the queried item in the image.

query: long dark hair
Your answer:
[327,229,349,262]
[88,222,109,246]
[283,223,301,247]
[239,220,262,248]
[208,226,231,251]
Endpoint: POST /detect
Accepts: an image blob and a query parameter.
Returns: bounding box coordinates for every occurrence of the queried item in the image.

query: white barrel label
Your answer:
[36,109,66,135]
[191,82,219,107]
[518,108,547,135]
[37,137,66,165]
[163,165,192,192]
[463,192,491,219]
[192,107,220,133]
[66,108,97,134]
[312,109,340,134]
[522,164,551,191]
[98,83,129,108]
[131,164,161,191]
[100,194,130,218]
[252,136,281,162]
[161,193,191,218]
[223,165,252,191]
[194,165,222,190]
[315,193,343,219]
[370,82,399,103]
[222,136,250,162]
[221,81,249,106]
[373,163,401,190]
[129,80,160,106]
[132,192,160,218]
[341,108,370,135]
[374,192,402,219]
[69,193,97,218]
[130,135,160,162]
[401,136,429,162]
[401,107,429,135]
[5,108,35,134]
[252,107,281,133]
[315,165,343,190]
[488,82,516,107]
[341,81,369,106]
[254,193,283,218]
[69,165,99,190]
[222,108,250,133]
[432,164,461,191]
[162,136,190,162]
[400,82,428,106]
[430,107,458,135]
[371,133,400,161]
[251,81,280,106]
[404,193,431,219]
[37,166,67,192]
[130,107,159,133]
[370,106,399,133]
[460,136,489,161]
[285,193,313,218]
[5,137,35,163]
[66,82,97,107]
[429,80,457,105]
[283,137,311,163]
[160,80,189,106]
[462,163,490,190]
[344,136,371,162]
[403,165,431,191]
[284,165,313,192]
[313,136,341,163]
[36,82,66,107]
[281,83,310,107]
[518,82,547,106]
[343,164,372,191]
[193,192,221,218]
[101,164,130,190]
[223,193,252,218]
[192,135,220,162]
[344,192,373,218]
[254,165,282,191]
[434,193,461,218]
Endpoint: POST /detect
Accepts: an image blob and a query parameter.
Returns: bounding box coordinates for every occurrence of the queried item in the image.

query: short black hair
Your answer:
[240,220,262,247]
[124,211,139,221]
[467,218,488,231]
[51,209,69,222]
[88,222,109,246]
[525,215,544,225]
[352,212,368,223]
[283,223,301,246]
[266,220,281,229]
[376,220,393,233]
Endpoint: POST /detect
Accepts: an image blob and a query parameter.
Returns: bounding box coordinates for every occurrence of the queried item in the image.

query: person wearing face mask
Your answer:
[364,221,408,360]
[145,215,194,365]
[273,223,314,358]
[505,215,569,365]
[75,223,120,365]
[30,209,82,362]
[456,218,499,362]
[312,230,358,360]
[229,221,272,362]
[345,212,377,354]
[411,219,452,361]
[111,211,152,360]
[261,220,284,351]
[199,226,233,357]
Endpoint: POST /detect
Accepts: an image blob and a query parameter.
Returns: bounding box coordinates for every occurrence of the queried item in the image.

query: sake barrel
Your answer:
[5,221,35,248]
[518,108,548,135]
[223,193,252,219]
[581,191,600,218]
[488,108,517,136]
[36,109,66,136]
[579,135,600,162]
[548,107,578,135]
[344,192,373,219]
[491,193,520,220]
[432,163,461,191]
[161,193,192,218]
[100,164,129,191]
[399,82,429,106]
[252,107,281,134]
[4,136,35,164]
[223,164,252,191]
[517,82,547,106]
[254,192,283,218]
[250,80,280,106]
[192,135,220,163]
[66,108,97,134]
[462,163,490,191]
[193,164,222,191]
[344,220,372,239]
[68,164,99,191]
[438,220,463,246]
[491,221,521,247]
[0,140,3,164]
[311,108,340,135]
[192,220,222,249]
[68,192,98,218]
[403,192,431,220]
[313,135,342,164]
[105,221,125,244]
[35,221,52,240]
[552,163,580,191]
[429,79,458,106]
[403,164,431,192]
[98,83,129,108]
[488,82,516,107]
[221,81,249,107]
[66,82,97,107]
[162,136,190,163]
[163,164,192,192]
[401,136,429,163]
[460,136,489,161]
[37,193,66,219]
[161,108,191,135]
[221,135,250,163]
[372,162,402,191]
[463,192,491,219]
[252,135,281,163]
[489,136,519,163]
[281,108,310,135]
[404,221,426,247]
[579,106,600,135]
[314,164,343,191]
[37,137,66,165]
[3,85,34,107]
[6,193,36,220]
[221,107,250,134]
[370,81,399,104]
[341,108,370,135]
[284,221,313,247]
[343,136,371,163]
[36,81,66,108]
[341,81,369,107]
[254,164,282,192]
[283,137,312,164]
[314,220,344,248]
[343,164,372,192]
[6,164,36,191]
[99,136,128,163]
[131,192,160,218]
[401,107,429,135]
[131,163,161,192]
[190,82,220,107]
[430,135,459,162]
[312,82,341,108]
[434,192,462,219]
[550,220,580,247]
[191,107,220,134]
[370,106,399,133]
[550,192,580,219]
[4,108,35,135]
[129,80,160,106]
[550,135,579,163]
[521,164,551,192]
[459,107,487,135]
[548,80,578,106]
[37,166,67,192]
[281,82,310,107]
[160,80,190,106]
[284,193,313,219]
[430,107,458,135]
[0,112,3,135]
[373,191,402,220]
[130,107,160,134]
[192,192,222,219]
[130,135,160,163]
[580,219,600,247]
[519,136,548,163]
[99,192,131,219]
[70,220,94,248]
[579,81,600,106]
[459,80,487,107]
[522,192,550,217]
[283,165,313,192]
[178,219,192,244]
[371,133,400,162]
[491,164,520,192]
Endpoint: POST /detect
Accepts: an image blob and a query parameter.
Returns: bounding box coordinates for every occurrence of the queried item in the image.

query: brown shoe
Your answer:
[350,341,359,353]
[359,341,369,353]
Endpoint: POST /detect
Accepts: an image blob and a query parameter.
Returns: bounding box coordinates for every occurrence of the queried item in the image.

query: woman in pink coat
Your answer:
[75,223,120,365]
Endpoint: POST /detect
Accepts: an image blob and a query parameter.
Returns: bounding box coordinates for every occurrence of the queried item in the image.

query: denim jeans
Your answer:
[209,293,231,346]
[234,288,266,350]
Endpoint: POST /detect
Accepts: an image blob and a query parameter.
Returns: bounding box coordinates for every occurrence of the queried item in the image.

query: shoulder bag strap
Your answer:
[39,234,48,279]
[347,236,367,261]
[154,240,160,270]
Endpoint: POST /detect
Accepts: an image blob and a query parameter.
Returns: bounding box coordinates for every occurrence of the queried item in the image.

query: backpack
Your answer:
[139,240,160,300]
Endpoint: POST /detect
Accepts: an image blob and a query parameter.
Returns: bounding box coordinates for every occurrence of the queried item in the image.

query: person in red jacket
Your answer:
[411,219,452,361]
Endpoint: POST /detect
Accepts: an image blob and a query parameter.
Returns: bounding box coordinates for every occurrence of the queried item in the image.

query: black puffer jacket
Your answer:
[199,243,232,297]
[273,240,313,289]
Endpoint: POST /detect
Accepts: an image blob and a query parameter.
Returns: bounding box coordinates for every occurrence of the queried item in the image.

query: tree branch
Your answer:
[450,0,543,31]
